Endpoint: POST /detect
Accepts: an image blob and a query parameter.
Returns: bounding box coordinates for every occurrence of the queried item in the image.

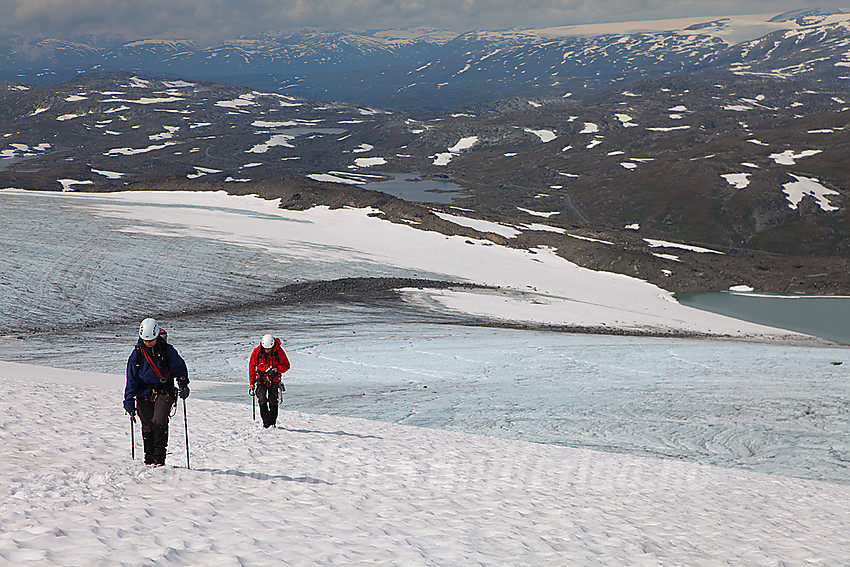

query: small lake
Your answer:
[677,291,850,346]
[0,156,24,171]
[274,127,347,136]
[365,172,467,204]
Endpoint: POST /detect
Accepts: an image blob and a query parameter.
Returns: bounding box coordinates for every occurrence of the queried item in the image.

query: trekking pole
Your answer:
[130,414,136,460]
[252,390,256,421]
[182,398,190,469]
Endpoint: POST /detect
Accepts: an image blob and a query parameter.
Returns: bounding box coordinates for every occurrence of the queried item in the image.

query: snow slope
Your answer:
[4,188,805,340]
[1,361,848,566]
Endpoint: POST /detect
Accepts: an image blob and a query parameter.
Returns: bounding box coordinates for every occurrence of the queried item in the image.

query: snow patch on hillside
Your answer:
[782,174,840,211]
[1,360,847,565]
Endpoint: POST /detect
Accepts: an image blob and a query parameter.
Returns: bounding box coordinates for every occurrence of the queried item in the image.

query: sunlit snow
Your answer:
[3,188,848,567]
[57,179,93,192]
[216,94,258,109]
[187,166,223,179]
[653,252,681,262]
[721,173,751,189]
[101,96,185,105]
[770,149,822,165]
[1,360,847,566]
[524,129,557,142]
[644,239,725,254]
[568,233,614,245]
[432,211,521,238]
[91,168,125,179]
[247,134,295,153]
[251,120,298,128]
[25,190,799,339]
[306,173,364,185]
[647,125,690,132]
[447,136,478,152]
[354,157,387,168]
[614,113,637,127]
[516,207,559,218]
[104,142,178,156]
[433,137,478,165]
[782,174,840,211]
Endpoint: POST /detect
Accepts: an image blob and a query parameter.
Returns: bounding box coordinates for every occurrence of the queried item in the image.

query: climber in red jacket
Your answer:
[249,334,291,428]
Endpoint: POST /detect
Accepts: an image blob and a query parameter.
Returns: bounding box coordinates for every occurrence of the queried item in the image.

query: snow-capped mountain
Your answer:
[2,10,850,110]
[707,17,850,82]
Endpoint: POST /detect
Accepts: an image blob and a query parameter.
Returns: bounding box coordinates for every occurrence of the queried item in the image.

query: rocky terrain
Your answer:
[2,9,849,296]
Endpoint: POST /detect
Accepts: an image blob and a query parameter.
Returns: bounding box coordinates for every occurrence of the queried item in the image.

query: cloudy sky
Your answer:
[1,0,846,42]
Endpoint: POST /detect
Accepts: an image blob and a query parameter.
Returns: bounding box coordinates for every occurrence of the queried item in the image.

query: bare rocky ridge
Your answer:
[273,277,487,304]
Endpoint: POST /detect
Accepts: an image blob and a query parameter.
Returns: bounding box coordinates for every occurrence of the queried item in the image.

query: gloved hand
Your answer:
[280,382,285,392]
[249,384,255,395]
[177,379,190,399]
[123,398,136,414]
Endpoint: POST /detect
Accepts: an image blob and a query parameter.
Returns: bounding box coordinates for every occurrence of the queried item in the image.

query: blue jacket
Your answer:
[124,336,188,413]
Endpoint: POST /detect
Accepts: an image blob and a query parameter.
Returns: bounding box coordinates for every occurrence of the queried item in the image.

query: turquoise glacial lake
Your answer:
[677,292,850,346]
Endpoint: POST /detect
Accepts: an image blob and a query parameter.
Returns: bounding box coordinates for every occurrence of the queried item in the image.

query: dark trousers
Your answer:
[137,390,174,464]
[256,381,279,427]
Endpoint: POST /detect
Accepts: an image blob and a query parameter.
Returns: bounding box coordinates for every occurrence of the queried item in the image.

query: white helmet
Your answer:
[139,318,160,341]
[261,334,274,349]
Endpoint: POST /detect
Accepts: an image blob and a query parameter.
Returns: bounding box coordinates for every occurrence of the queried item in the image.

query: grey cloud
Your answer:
[0,0,847,41]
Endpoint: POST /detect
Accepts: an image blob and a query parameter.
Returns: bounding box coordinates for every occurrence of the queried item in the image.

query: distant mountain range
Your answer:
[2,9,849,292]
[2,10,850,111]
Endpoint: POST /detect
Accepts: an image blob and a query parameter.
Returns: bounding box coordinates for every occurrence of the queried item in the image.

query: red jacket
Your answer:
[249,337,290,387]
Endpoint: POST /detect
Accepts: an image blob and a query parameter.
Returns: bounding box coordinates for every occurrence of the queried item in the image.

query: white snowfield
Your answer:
[1,361,848,566]
[27,188,805,341]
